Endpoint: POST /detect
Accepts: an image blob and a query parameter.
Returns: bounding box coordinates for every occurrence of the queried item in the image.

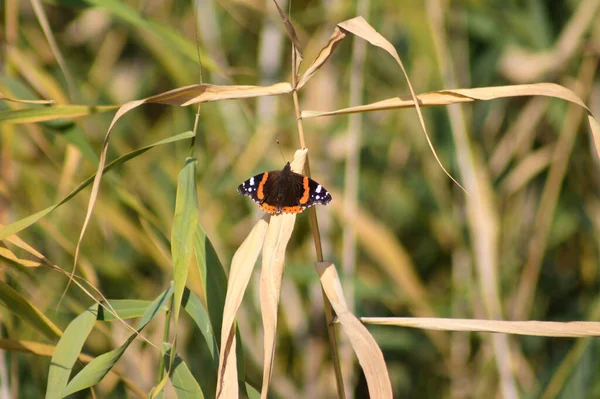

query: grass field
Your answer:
[1,0,600,398]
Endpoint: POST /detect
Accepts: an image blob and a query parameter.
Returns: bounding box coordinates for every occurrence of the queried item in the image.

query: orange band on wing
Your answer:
[299,176,310,204]
[280,205,303,214]
[256,172,269,200]
[259,202,277,214]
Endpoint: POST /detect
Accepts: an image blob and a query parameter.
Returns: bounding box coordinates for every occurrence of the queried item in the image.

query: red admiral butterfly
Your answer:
[238,162,332,214]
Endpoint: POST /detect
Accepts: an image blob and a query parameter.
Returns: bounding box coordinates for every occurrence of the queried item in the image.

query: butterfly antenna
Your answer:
[276,140,287,163]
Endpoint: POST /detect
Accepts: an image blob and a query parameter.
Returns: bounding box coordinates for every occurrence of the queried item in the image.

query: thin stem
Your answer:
[190,105,201,156]
[291,83,346,399]
[157,296,173,382]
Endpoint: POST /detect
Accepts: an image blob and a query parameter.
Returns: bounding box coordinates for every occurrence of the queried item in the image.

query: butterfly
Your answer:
[238,162,332,214]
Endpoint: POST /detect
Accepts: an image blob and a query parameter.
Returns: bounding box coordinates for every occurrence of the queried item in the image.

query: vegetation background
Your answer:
[1,0,600,398]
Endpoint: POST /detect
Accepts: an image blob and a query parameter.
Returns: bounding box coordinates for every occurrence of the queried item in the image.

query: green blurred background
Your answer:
[1,0,600,397]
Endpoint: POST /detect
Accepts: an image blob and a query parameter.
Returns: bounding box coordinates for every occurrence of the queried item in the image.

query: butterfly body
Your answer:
[238,162,332,214]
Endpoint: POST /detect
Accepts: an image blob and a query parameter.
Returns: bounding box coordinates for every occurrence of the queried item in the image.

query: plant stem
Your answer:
[157,295,173,382]
[291,79,346,399]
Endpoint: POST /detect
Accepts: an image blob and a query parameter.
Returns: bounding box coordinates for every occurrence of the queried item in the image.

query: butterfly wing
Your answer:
[278,172,332,214]
[237,171,280,205]
[238,166,332,215]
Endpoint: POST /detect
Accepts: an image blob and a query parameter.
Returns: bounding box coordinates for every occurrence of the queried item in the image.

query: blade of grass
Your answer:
[316,262,393,398]
[0,282,62,340]
[259,212,297,398]
[0,131,194,240]
[194,224,228,347]
[45,305,99,399]
[171,157,199,342]
[162,343,205,399]
[61,286,174,396]
[216,215,269,399]
[361,317,600,337]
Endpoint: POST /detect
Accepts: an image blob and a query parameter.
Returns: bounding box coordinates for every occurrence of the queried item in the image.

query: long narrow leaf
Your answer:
[171,158,199,334]
[162,343,205,399]
[0,131,194,240]
[0,282,62,340]
[45,305,99,399]
[194,224,227,345]
[62,286,174,396]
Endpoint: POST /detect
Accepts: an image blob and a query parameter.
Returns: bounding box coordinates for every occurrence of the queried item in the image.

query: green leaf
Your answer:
[0,282,62,340]
[97,300,161,321]
[0,131,194,240]
[182,289,218,396]
[182,289,218,362]
[194,225,228,346]
[162,343,205,399]
[171,158,199,333]
[45,305,98,399]
[61,286,174,397]
[157,342,204,399]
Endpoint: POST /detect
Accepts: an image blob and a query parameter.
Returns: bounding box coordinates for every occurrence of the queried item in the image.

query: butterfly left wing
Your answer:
[238,172,267,204]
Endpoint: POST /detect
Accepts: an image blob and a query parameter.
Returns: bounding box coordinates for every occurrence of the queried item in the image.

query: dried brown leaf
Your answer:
[260,214,296,397]
[259,149,304,398]
[337,17,464,192]
[316,261,393,399]
[302,83,589,118]
[296,27,346,90]
[216,215,270,399]
[361,317,600,338]
[302,82,600,159]
[146,82,293,106]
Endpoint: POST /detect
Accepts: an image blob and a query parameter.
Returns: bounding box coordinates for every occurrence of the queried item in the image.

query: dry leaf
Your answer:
[216,215,269,399]
[302,83,589,118]
[361,317,600,338]
[259,149,304,398]
[146,82,293,106]
[302,82,600,160]
[296,27,346,90]
[316,261,393,399]
[337,17,464,192]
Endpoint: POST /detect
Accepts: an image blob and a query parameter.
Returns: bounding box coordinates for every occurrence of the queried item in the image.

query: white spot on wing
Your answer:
[316,184,322,193]
[250,177,255,186]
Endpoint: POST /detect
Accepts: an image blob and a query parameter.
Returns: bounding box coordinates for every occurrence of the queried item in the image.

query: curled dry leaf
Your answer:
[296,27,346,90]
[259,149,305,398]
[216,215,269,399]
[302,83,589,118]
[141,82,293,106]
[361,317,600,338]
[338,16,466,193]
[316,261,393,399]
[302,82,600,159]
